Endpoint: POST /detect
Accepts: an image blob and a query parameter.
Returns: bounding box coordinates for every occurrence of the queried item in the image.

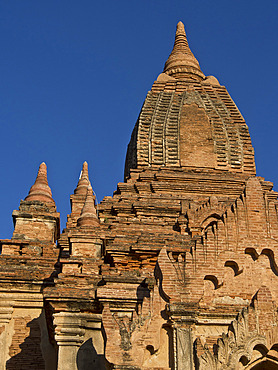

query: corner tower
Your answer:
[125,22,255,178]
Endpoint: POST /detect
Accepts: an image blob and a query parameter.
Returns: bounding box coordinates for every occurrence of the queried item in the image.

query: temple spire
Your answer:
[25,162,55,204]
[163,21,205,81]
[74,161,90,195]
[77,183,99,227]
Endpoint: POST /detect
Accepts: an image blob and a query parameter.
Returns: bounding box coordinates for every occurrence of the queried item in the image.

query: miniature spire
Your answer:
[77,183,99,227]
[25,162,55,204]
[74,161,90,195]
[163,21,205,81]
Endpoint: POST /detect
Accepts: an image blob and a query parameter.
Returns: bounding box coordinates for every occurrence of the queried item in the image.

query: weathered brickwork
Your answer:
[0,21,277,369]
[7,316,45,370]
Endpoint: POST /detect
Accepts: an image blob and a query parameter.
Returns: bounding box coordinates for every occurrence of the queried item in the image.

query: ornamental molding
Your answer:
[198,308,267,370]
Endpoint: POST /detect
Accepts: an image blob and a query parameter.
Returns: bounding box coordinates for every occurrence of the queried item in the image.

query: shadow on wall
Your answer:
[6,317,45,370]
[77,338,111,370]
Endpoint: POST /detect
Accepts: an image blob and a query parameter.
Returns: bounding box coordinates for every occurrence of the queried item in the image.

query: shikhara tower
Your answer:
[0,22,278,370]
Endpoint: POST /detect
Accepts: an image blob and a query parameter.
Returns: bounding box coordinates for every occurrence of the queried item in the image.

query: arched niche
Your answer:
[248,359,278,369]
[179,103,216,168]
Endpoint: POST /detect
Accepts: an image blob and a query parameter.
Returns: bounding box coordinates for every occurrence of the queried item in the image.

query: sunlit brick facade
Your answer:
[0,22,278,369]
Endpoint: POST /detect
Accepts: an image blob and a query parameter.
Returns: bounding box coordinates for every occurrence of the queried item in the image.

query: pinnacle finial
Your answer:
[75,161,90,195]
[163,22,205,81]
[25,162,55,204]
[77,183,99,227]
[176,21,189,37]
[81,161,88,177]
[177,21,185,30]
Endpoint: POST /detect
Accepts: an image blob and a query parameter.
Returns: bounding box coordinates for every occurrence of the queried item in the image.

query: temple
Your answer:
[0,22,278,369]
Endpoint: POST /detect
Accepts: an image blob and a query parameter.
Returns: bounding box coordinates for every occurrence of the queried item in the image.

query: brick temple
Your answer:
[0,21,278,369]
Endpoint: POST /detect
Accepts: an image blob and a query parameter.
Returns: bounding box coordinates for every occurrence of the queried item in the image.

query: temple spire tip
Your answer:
[77,183,99,227]
[163,22,205,81]
[25,162,55,204]
[75,161,90,195]
[177,21,185,31]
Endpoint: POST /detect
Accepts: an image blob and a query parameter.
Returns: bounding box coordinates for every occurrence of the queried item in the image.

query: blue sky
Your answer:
[0,0,277,237]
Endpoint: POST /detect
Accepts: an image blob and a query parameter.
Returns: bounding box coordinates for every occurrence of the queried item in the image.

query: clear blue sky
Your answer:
[0,0,277,237]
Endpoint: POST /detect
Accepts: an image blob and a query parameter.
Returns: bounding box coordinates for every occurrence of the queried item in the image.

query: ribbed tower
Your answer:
[125,22,256,179]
